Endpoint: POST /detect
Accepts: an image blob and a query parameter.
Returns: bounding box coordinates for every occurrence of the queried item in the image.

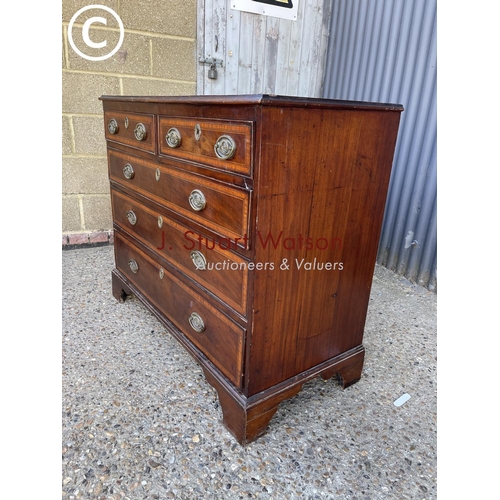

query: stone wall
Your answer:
[62,0,197,246]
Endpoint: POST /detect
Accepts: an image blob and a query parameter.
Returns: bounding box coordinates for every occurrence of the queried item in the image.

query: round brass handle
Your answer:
[190,250,207,270]
[123,163,134,179]
[214,135,236,160]
[128,259,139,273]
[188,312,205,333]
[126,210,137,225]
[166,127,182,148]
[188,189,206,211]
[108,119,118,134]
[134,123,147,141]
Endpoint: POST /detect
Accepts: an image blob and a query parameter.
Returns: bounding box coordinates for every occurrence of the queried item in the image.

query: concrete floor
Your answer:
[62,245,437,499]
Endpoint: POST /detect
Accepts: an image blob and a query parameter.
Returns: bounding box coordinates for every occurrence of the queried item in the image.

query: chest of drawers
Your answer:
[100,94,403,444]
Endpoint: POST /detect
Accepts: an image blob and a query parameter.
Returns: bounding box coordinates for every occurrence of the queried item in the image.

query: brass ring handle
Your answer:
[123,163,134,179]
[188,189,206,211]
[108,119,118,134]
[128,259,139,273]
[188,312,205,333]
[126,210,137,225]
[190,250,207,270]
[166,127,182,148]
[134,123,147,141]
[214,135,236,160]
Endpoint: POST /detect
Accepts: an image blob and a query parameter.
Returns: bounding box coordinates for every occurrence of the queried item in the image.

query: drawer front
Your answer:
[115,232,245,387]
[104,111,155,152]
[159,117,252,175]
[109,150,251,245]
[111,189,249,315]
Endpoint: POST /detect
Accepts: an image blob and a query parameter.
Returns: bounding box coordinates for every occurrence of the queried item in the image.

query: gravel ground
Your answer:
[62,245,437,500]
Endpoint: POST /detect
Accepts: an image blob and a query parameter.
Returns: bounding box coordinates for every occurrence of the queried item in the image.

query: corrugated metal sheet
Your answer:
[197,0,331,96]
[323,0,437,291]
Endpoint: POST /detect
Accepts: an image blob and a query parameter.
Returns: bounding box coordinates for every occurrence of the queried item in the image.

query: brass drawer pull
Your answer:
[155,168,161,182]
[134,123,147,141]
[108,119,118,134]
[123,163,134,179]
[166,127,182,148]
[128,259,139,273]
[157,215,163,228]
[190,250,207,270]
[214,135,236,160]
[188,189,206,211]
[189,312,205,333]
[126,210,137,225]
[159,267,164,279]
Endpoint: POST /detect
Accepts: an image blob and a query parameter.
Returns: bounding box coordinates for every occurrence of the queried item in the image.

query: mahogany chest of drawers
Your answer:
[100,94,402,444]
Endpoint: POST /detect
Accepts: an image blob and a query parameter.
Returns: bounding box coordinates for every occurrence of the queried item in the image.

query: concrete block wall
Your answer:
[62,0,197,247]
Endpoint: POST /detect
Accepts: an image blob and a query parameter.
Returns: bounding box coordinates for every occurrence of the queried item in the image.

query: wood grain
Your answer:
[102,94,403,444]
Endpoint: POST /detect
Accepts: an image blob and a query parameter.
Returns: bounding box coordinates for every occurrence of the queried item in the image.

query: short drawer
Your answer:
[114,232,245,387]
[109,150,251,246]
[159,117,253,175]
[104,111,155,152]
[111,189,249,315]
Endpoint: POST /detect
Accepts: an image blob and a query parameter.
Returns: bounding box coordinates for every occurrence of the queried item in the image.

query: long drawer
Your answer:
[114,231,245,387]
[111,189,249,315]
[108,150,251,246]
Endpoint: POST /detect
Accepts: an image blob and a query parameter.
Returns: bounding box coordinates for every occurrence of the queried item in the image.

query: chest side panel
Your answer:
[247,104,401,395]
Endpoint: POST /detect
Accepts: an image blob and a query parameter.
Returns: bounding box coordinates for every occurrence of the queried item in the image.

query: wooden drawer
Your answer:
[114,231,245,387]
[158,117,253,175]
[111,189,249,315]
[109,150,251,246]
[104,111,155,153]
